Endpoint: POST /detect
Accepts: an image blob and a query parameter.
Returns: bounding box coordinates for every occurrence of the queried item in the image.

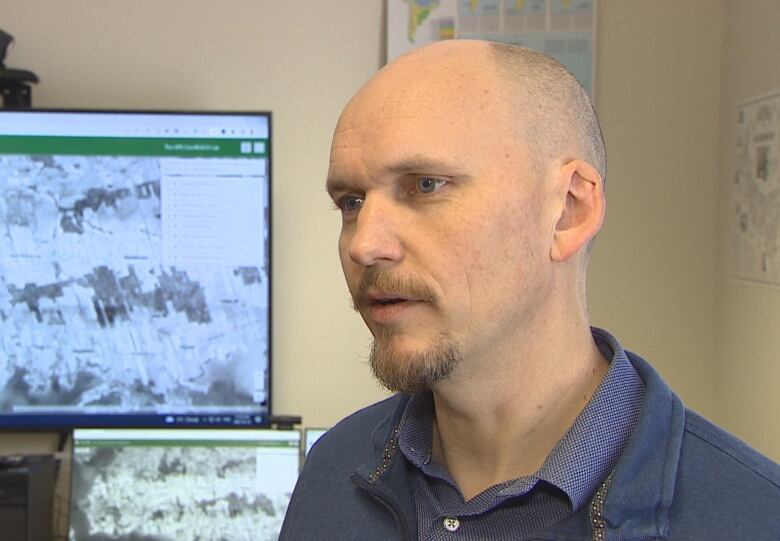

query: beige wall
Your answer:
[0,0,776,485]
[588,0,723,419]
[715,1,780,461]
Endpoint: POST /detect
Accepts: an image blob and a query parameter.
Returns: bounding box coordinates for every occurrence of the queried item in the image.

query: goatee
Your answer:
[369,328,460,394]
[350,267,460,393]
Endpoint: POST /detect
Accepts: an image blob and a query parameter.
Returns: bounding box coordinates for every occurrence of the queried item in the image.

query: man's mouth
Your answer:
[365,288,424,308]
[362,293,422,324]
[373,297,408,306]
[351,268,436,314]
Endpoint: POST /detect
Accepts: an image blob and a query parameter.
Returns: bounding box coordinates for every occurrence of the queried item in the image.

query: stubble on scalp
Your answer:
[487,41,606,187]
[487,41,607,282]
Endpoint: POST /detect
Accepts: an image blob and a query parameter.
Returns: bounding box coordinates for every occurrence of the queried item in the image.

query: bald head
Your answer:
[338,41,505,141]
[337,40,605,187]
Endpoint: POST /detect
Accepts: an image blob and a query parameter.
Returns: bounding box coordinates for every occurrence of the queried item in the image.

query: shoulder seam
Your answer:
[684,423,780,491]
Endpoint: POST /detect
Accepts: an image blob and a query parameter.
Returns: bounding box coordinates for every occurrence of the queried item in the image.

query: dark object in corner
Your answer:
[269,414,303,430]
[0,28,39,108]
[0,455,55,541]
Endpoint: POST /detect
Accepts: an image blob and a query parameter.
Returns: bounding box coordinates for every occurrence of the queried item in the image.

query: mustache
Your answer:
[350,267,437,311]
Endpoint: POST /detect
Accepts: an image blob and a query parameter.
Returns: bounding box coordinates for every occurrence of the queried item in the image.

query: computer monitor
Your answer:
[0,110,272,428]
[69,428,299,541]
[303,427,328,457]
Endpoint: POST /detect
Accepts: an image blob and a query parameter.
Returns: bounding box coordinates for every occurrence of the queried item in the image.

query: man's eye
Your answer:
[338,195,364,212]
[416,177,447,194]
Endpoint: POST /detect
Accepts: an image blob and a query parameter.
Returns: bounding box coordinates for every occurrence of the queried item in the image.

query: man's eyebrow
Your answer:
[385,156,455,174]
[325,177,351,197]
[326,155,463,196]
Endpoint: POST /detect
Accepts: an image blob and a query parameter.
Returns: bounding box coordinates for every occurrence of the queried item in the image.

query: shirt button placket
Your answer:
[442,517,460,532]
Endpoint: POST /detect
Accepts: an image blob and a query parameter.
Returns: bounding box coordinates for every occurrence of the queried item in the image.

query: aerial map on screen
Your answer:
[0,112,271,426]
[69,429,298,541]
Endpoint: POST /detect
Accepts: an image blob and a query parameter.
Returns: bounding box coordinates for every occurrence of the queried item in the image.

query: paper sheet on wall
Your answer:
[387,0,596,96]
[734,91,780,285]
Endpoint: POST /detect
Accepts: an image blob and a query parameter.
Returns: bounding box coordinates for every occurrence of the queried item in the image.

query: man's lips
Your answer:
[363,289,422,307]
[359,289,429,323]
[350,268,436,315]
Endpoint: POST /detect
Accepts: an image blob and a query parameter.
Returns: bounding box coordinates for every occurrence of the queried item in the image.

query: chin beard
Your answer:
[369,329,460,394]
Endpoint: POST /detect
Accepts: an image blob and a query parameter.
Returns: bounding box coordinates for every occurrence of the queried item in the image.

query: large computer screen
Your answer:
[69,428,299,541]
[0,110,271,428]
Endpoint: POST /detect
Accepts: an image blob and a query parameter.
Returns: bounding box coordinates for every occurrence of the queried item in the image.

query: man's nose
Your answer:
[347,196,403,267]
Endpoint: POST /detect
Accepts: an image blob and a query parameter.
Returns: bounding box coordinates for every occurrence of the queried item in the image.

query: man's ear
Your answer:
[550,160,605,262]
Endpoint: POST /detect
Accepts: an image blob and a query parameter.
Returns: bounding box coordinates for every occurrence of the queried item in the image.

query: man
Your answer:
[280,40,780,540]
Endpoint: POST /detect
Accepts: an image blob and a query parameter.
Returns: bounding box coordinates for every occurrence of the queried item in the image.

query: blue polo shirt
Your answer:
[397,328,645,540]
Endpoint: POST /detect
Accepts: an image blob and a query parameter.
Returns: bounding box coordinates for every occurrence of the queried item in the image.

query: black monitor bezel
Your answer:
[0,108,274,431]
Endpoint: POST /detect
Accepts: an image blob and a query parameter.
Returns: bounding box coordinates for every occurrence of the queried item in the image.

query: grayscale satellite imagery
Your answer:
[0,154,269,415]
[69,444,292,540]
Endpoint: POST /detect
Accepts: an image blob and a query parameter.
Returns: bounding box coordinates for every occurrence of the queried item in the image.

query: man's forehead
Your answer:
[328,113,463,177]
[326,41,528,184]
[339,42,504,125]
[330,105,493,165]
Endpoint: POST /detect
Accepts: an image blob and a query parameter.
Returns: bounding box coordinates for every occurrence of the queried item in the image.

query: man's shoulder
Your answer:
[280,394,411,541]
[682,410,780,488]
[307,393,408,463]
[618,348,779,537]
[332,393,408,434]
[625,346,780,489]
[668,408,780,538]
[681,408,780,489]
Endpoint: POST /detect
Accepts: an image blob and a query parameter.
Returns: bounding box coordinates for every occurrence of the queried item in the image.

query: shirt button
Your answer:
[443,517,460,532]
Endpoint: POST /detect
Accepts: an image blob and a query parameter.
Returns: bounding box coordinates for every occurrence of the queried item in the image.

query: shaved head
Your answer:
[340,40,605,187]
[487,42,606,186]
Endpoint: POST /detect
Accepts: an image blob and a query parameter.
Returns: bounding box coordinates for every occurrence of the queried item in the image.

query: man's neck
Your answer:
[429,322,609,501]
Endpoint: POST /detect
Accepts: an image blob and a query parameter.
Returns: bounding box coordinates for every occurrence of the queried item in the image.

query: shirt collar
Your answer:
[397,327,645,510]
[534,327,644,509]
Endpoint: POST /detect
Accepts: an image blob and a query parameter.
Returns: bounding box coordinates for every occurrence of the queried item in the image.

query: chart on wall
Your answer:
[387,0,596,96]
[734,90,780,286]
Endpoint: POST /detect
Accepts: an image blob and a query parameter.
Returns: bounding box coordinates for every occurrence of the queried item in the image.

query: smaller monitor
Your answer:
[303,427,328,457]
[69,428,300,541]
